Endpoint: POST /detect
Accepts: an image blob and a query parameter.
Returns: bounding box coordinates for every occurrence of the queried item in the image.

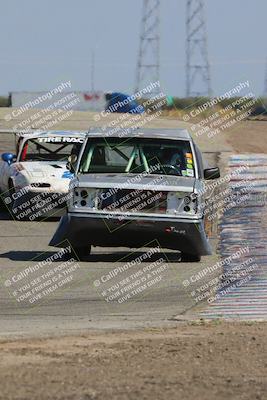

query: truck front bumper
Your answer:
[49,212,212,255]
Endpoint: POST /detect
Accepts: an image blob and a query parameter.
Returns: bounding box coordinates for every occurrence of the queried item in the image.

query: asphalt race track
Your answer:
[0,211,221,336]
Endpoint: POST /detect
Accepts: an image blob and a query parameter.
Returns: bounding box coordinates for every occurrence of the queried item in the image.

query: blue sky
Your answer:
[0,0,266,97]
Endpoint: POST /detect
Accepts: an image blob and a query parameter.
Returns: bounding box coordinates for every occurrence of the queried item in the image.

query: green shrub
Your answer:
[0,96,10,107]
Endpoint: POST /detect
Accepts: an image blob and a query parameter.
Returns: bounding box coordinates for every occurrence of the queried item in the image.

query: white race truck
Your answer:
[50,128,220,261]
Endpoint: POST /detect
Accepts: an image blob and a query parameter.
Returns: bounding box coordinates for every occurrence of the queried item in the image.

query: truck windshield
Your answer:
[79,138,195,177]
[18,137,84,162]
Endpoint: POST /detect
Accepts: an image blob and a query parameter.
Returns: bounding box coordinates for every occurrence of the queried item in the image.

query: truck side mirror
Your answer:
[204,167,220,180]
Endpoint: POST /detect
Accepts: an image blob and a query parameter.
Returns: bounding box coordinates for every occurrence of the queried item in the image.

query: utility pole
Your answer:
[135,0,161,95]
[186,0,212,97]
[91,49,95,93]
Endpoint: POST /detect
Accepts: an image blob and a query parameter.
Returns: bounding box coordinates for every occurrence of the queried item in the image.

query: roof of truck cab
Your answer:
[87,128,192,141]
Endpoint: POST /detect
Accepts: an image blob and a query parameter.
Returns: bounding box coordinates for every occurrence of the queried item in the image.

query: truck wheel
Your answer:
[70,245,92,261]
[180,253,201,263]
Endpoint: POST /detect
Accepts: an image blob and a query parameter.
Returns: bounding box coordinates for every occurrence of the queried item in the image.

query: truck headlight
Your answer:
[183,194,198,213]
[167,192,198,215]
[73,188,99,208]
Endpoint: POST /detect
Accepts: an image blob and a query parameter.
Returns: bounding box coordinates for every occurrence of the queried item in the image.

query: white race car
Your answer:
[0,130,86,220]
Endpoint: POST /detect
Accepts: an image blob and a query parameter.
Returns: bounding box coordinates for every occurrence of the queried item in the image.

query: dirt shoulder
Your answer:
[222,120,267,154]
[0,322,266,400]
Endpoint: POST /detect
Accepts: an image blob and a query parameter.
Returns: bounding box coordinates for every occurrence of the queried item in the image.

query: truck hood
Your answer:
[76,173,196,192]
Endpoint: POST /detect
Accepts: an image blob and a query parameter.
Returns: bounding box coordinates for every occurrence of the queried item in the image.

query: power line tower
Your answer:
[186,0,212,97]
[135,0,161,95]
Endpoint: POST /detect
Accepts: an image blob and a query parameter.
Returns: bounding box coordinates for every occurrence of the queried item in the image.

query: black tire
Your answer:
[0,192,5,211]
[8,180,15,199]
[70,245,92,261]
[180,253,201,263]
